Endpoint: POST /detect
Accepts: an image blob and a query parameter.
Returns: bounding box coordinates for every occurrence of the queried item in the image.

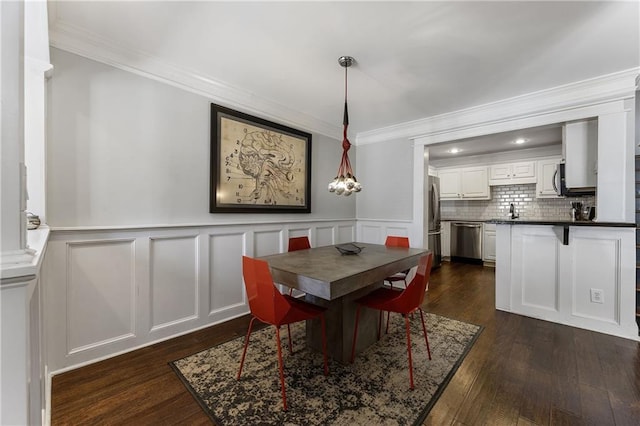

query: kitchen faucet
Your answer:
[509,203,519,219]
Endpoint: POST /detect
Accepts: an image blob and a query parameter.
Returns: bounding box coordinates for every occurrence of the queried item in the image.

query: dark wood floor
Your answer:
[51,262,640,425]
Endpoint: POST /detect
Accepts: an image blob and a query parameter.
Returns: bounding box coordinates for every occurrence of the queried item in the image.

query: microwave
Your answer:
[553,163,596,197]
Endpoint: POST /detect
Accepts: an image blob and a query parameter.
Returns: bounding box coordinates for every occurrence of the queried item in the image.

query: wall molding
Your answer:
[48,217,358,233]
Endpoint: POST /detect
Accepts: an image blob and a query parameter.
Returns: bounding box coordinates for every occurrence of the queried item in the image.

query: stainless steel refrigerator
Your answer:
[427,176,442,268]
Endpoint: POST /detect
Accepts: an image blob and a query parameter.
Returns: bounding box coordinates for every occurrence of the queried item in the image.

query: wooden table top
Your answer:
[261,243,429,300]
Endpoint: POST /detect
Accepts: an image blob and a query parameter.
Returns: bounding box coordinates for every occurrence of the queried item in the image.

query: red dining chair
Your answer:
[350,253,433,389]
[288,236,311,252]
[237,256,328,411]
[287,236,311,296]
[384,236,411,289]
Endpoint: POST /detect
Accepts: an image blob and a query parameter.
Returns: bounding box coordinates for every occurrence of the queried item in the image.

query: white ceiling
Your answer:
[427,124,562,161]
[47,1,639,155]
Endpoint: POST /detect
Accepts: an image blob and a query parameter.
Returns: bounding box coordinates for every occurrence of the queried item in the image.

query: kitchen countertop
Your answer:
[486,218,636,227]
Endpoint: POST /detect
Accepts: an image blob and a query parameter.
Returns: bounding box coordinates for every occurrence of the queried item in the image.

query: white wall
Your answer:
[48,48,354,228]
[353,138,423,247]
[355,138,413,221]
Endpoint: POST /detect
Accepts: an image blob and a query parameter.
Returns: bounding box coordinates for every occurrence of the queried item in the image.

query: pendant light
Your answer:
[328,56,362,196]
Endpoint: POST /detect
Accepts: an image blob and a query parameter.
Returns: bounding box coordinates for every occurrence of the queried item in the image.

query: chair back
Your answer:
[385,236,410,248]
[288,236,311,252]
[242,256,290,324]
[395,253,433,311]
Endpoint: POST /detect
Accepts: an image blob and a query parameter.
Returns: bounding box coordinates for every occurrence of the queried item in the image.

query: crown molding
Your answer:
[47,14,638,147]
[357,68,640,145]
[48,19,341,139]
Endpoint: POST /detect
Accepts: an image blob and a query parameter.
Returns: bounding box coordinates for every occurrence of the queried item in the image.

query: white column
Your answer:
[1,279,34,426]
[1,0,31,264]
[24,0,52,222]
[596,110,633,223]
[412,142,425,248]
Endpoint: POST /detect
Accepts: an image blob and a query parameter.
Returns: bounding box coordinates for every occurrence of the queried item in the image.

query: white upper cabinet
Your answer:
[563,119,597,188]
[438,166,490,200]
[489,161,536,185]
[461,167,490,198]
[536,157,561,198]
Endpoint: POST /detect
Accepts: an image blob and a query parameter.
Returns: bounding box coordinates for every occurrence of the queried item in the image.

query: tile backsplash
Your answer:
[441,184,595,221]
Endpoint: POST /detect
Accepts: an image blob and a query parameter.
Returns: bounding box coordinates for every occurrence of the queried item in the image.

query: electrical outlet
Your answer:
[590,288,604,304]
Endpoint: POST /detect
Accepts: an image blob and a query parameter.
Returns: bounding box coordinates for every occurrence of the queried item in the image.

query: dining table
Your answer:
[260,242,429,364]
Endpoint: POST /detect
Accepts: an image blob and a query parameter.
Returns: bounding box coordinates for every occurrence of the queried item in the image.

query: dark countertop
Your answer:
[486,218,636,227]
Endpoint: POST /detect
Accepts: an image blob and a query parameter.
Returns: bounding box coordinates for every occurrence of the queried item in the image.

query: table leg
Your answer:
[305,282,381,364]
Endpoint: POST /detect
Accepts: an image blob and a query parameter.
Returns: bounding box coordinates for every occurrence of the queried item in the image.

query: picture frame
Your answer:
[210,103,312,213]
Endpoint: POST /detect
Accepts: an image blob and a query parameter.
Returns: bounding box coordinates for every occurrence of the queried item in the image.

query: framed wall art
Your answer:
[210,104,312,213]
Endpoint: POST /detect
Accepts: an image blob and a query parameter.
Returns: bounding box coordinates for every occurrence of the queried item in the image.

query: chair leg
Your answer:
[287,324,293,355]
[275,326,288,411]
[418,308,431,360]
[237,317,258,380]
[404,314,415,390]
[350,305,363,363]
[385,311,391,334]
[320,314,329,376]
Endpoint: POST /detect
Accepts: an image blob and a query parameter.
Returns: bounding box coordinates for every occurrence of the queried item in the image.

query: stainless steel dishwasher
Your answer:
[450,221,483,262]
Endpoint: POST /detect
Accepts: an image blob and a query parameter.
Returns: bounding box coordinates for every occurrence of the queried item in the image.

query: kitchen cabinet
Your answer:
[438,170,462,199]
[441,221,451,258]
[489,161,536,185]
[536,157,561,198]
[483,222,496,263]
[438,166,490,200]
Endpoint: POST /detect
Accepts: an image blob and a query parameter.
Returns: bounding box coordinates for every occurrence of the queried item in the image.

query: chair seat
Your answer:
[355,287,403,311]
[385,273,407,282]
[282,295,326,323]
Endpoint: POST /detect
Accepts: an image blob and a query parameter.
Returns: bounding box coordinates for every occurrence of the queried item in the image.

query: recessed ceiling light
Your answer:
[448,148,462,154]
[514,138,527,145]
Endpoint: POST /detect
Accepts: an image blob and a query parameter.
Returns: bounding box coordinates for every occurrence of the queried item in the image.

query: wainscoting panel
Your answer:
[511,226,560,315]
[253,229,282,257]
[208,232,246,315]
[356,221,416,246]
[316,226,334,247]
[570,235,620,323]
[66,239,136,354]
[337,224,355,243]
[44,220,357,373]
[149,235,198,331]
[520,233,559,311]
[288,227,312,240]
[360,225,382,244]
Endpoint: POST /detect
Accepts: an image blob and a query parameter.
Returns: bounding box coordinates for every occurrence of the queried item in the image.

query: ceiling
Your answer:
[427,124,562,161]
[47,1,639,155]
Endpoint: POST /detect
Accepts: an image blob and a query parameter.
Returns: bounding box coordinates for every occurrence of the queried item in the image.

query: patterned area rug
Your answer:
[170,313,482,425]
